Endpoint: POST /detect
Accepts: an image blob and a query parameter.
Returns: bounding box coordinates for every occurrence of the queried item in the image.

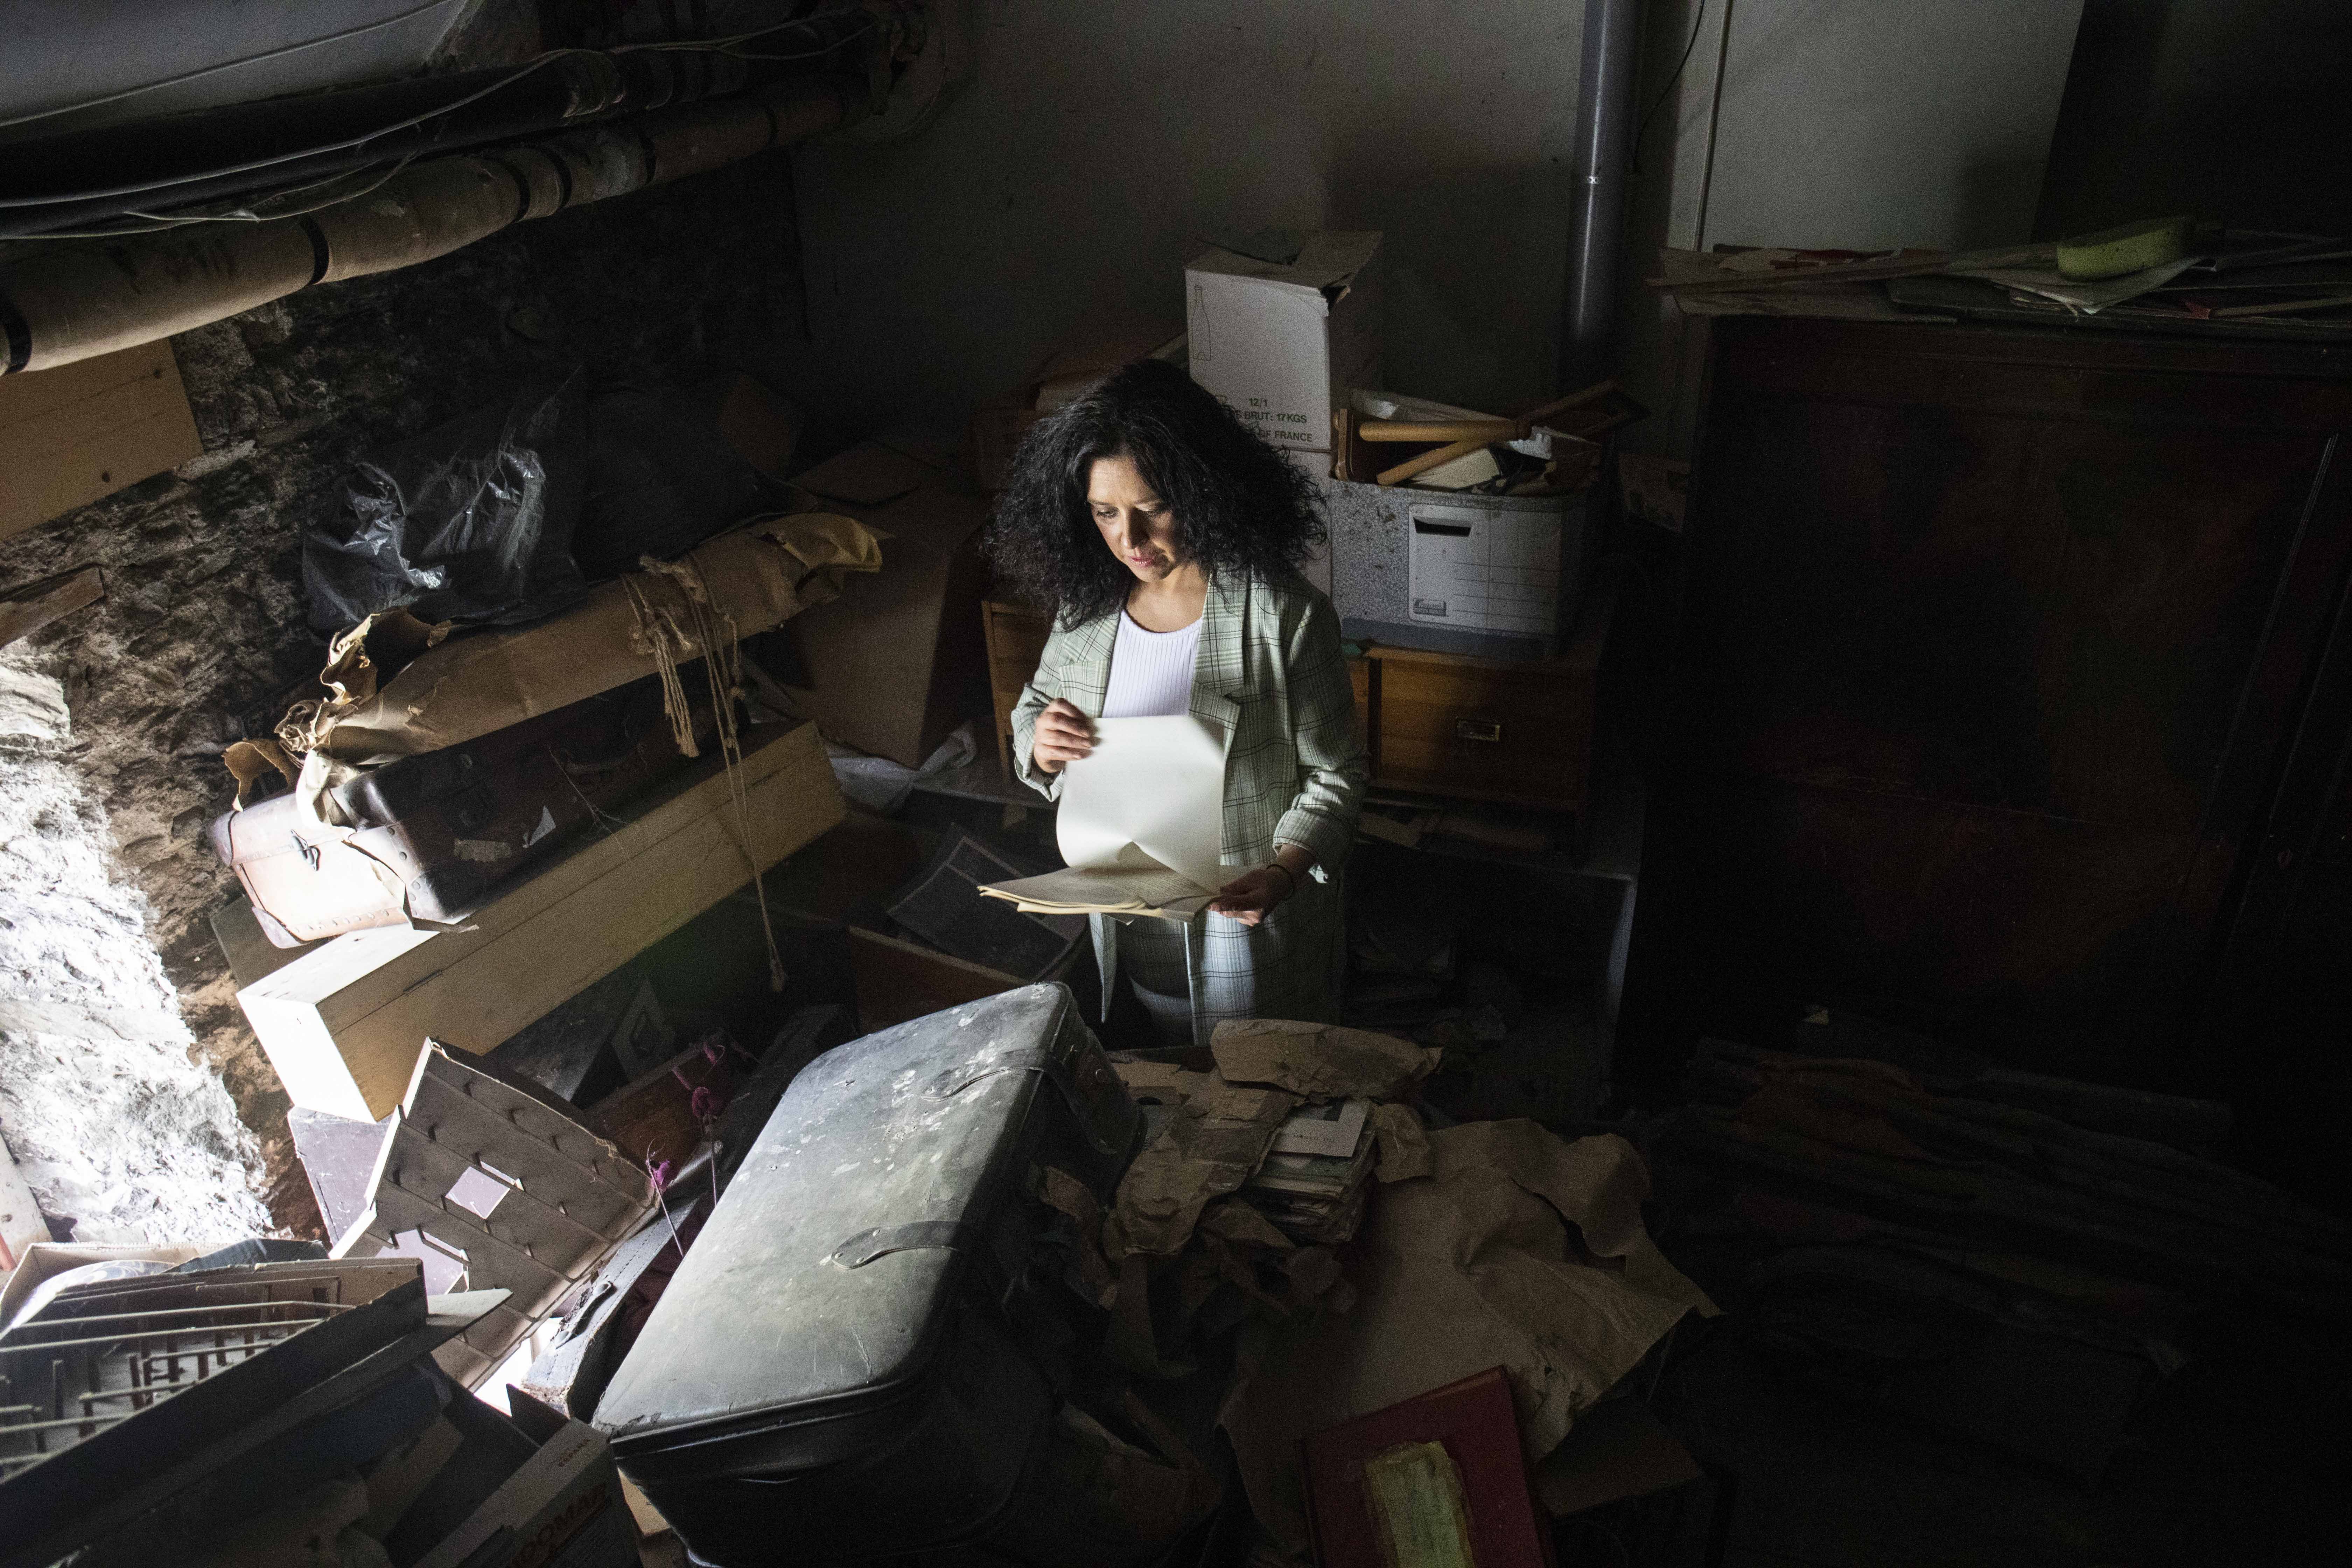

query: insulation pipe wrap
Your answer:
[0,75,863,376]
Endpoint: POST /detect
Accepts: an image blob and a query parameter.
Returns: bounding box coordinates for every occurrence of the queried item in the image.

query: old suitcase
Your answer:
[592,984,1184,1567]
[210,674,715,944]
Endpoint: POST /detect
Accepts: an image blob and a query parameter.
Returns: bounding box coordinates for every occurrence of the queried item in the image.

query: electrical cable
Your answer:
[20,158,423,241]
[0,52,584,209]
[0,0,469,134]
[0,9,880,214]
[1629,0,1707,175]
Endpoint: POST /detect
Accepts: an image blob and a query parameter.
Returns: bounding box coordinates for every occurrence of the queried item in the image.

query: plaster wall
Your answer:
[791,0,1588,425]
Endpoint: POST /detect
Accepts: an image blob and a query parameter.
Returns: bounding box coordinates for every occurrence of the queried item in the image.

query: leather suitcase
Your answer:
[210,674,715,945]
[593,984,1204,1567]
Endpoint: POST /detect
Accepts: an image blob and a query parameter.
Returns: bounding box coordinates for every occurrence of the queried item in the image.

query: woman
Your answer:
[993,357,1367,1045]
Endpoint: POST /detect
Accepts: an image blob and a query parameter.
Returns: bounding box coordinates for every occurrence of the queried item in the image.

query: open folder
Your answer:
[978,714,1237,920]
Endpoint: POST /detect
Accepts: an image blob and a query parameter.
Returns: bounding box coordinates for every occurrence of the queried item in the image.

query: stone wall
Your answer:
[0,153,821,1238]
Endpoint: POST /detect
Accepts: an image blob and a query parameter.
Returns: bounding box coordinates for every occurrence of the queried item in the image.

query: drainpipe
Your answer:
[1561,0,1643,390]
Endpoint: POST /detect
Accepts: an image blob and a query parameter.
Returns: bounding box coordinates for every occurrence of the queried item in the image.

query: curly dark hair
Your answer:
[984,357,1326,628]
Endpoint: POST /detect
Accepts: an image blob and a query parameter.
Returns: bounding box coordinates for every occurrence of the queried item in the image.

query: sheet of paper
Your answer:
[978,865,1215,918]
[1057,714,1229,895]
[1270,1098,1370,1157]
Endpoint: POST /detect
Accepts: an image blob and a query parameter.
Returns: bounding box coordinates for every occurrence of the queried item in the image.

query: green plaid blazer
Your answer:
[1011,570,1369,1037]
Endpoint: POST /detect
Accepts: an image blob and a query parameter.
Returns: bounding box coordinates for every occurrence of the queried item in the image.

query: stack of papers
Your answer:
[1246,1099,1377,1244]
[980,715,1237,920]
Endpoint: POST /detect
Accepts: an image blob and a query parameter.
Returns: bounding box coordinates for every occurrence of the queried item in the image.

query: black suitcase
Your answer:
[592,984,1177,1566]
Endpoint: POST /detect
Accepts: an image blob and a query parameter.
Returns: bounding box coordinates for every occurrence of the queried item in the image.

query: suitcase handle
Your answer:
[927,1046,1130,1157]
[830,1219,976,1269]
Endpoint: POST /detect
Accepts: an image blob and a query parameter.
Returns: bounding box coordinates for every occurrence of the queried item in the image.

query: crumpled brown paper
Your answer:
[1218,1122,1715,1553]
[1370,1101,1433,1183]
[1103,1078,1299,1260]
[1210,1019,1442,1101]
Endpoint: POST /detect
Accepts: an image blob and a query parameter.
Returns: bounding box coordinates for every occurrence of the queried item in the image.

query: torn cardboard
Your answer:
[1210,1018,1441,1101]
[1218,1123,1714,1553]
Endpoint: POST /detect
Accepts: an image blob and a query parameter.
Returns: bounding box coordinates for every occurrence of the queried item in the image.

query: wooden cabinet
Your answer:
[1355,567,1617,817]
[981,599,1052,775]
[1623,315,2352,1111]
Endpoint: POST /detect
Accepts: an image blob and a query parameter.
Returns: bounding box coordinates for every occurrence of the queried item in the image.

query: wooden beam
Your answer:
[0,566,104,648]
[0,343,202,541]
[238,721,846,1121]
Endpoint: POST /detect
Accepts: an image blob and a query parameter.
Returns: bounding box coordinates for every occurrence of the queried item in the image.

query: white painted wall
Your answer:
[1619,0,2086,451]
[791,0,1587,428]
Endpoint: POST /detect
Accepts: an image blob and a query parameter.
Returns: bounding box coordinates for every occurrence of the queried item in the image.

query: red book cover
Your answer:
[1299,1366,1558,1568]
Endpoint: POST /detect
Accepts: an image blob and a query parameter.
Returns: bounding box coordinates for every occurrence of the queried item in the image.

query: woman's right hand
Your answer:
[1032,699,1096,773]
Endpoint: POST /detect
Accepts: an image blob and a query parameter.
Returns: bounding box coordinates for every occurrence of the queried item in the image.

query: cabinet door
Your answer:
[1629,317,2352,1093]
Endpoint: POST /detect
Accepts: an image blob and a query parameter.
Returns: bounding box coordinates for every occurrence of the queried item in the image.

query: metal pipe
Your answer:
[0,4,887,238]
[0,74,868,376]
[1561,0,1644,390]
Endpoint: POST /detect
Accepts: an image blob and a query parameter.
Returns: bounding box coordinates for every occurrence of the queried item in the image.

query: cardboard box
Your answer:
[1185,232,1382,456]
[410,1407,637,1568]
[784,443,994,768]
[238,722,844,1121]
[967,323,1185,491]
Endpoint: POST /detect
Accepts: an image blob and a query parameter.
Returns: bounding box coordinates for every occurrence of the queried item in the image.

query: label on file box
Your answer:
[1405,505,1561,637]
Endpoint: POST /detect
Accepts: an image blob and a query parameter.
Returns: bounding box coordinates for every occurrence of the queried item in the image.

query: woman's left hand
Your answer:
[1210,865,1295,927]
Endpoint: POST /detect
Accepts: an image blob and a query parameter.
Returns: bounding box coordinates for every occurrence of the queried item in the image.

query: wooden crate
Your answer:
[981,598,1052,775]
[238,722,844,1122]
[330,1045,653,1389]
[1356,568,1619,814]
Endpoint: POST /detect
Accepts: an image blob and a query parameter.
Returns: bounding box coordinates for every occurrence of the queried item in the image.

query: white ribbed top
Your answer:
[1100,610,1204,718]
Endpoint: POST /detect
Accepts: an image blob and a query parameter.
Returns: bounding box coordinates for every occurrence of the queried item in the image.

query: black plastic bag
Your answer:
[574,380,786,579]
[305,377,589,631]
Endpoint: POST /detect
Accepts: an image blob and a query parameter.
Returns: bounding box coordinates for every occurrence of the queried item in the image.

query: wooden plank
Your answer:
[0,342,202,541]
[238,721,844,1121]
[0,566,104,649]
[583,1043,715,1176]
[1,1135,50,1276]
[209,894,318,990]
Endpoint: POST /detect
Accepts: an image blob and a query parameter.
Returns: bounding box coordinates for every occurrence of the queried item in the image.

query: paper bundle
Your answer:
[981,714,1238,919]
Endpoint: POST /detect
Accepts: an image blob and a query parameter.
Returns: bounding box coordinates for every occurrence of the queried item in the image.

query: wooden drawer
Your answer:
[1357,568,1617,812]
[1367,652,1592,808]
[982,599,1052,774]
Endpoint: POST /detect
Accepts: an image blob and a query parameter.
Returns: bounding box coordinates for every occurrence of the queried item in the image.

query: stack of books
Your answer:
[1245,1099,1378,1245]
